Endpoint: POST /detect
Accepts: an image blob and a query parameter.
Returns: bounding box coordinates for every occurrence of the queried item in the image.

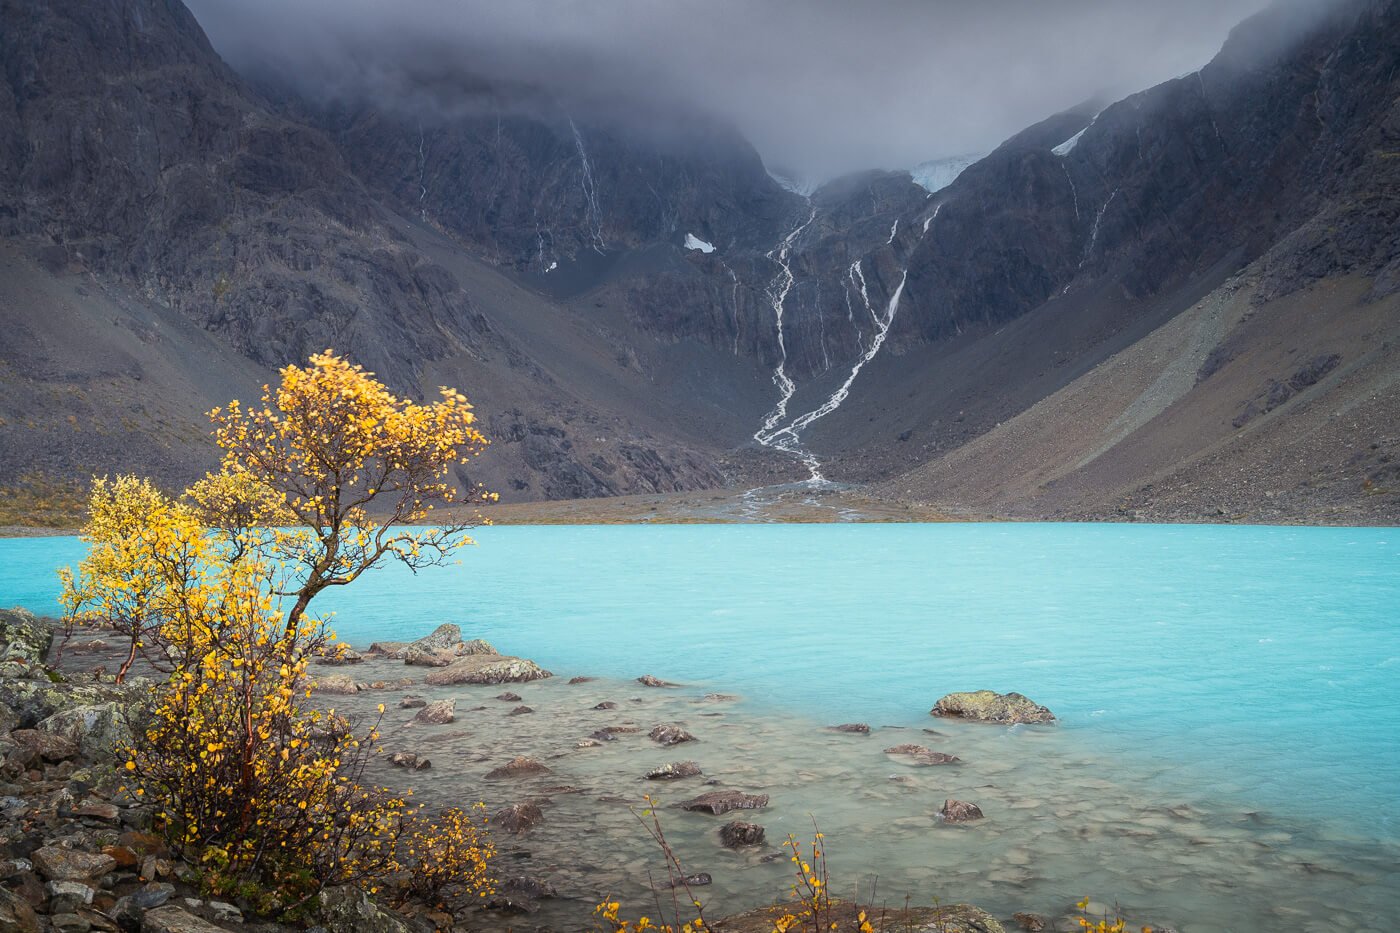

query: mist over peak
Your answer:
[179,0,1346,180]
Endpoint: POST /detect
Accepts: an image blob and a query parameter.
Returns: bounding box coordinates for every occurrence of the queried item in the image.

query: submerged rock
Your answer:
[424,655,551,686]
[884,744,959,765]
[667,873,712,888]
[940,799,985,823]
[883,743,927,755]
[679,791,768,815]
[649,724,696,746]
[510,705,534,716]
[931,691,1054,725]
[411,699,455,725]
[388,752,430,771]
[567,676,595,685]
[492,802,544,834]
[645,761,702,781]
[485,756,551,780]
[830,723,871,734]
[1011,912,1047,932]
[636,675,676,687]
[593,702,618,710]
[399,696,427,709]
[718,820,766,848]
[496,692,523,702]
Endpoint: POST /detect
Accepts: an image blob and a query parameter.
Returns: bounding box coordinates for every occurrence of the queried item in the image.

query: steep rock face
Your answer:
[896,0,1399,345]
[0,0,735,499]
[329,102,795,275]
[0,0,503,395]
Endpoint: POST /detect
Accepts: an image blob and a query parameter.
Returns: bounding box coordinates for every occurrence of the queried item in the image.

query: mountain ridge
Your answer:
[0,0,1396,523]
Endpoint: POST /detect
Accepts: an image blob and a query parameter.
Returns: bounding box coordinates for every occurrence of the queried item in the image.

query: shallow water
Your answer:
[4,523,1399,930]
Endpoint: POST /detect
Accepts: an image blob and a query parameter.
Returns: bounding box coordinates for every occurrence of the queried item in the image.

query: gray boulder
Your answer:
[411,699,455,725]
[316,887,411,933]
[679,791,768,815]
[37,702,132,758]
[401,647,456,668]
[32,847,116,882]
[646,761,701,781]
[312,674,360,695]
[424,655,550,686]
[485,756,551,780]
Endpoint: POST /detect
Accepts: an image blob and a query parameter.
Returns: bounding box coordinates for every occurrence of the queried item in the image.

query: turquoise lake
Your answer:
[2,523,1398,928]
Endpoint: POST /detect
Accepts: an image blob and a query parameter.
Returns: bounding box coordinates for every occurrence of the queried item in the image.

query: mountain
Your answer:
[0,0,1396,523]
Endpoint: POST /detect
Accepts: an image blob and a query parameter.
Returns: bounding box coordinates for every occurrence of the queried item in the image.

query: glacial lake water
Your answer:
[3,523,1398,930]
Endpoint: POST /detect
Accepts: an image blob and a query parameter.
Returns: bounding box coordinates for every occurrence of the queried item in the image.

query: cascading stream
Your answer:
[753,205,820,477]
[753,203,941,485]
[569,118,606,253]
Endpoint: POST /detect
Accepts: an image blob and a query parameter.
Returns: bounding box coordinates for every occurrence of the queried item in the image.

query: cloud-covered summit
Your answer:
[188,0,1322,179]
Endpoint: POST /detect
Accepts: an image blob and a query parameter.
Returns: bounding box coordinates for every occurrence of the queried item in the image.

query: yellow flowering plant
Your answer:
[62,351,498,915]
[205,350,494,642]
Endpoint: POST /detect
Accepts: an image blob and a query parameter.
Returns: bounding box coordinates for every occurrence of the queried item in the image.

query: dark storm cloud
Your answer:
[187,0,1318,178]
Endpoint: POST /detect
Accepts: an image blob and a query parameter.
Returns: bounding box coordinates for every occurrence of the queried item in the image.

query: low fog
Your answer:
[188,0,1291,179]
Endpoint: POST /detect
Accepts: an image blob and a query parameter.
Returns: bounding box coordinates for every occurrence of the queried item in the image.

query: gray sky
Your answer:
[187,0,1278,179]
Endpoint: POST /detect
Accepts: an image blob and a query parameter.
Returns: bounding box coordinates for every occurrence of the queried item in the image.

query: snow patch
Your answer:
[767,167,821,197]
[910,154,982,195]
[1053,113,1100,157]
[684,233,715,253]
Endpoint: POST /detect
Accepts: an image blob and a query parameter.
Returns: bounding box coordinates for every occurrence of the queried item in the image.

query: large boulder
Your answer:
[492,802,544,834]
[37,702,133,758]
[425,655,550,686]
[411,699,455,725]
[0,609,54,667]
[485,756,551,780]
[649,724,695,747]
[32,847,116,882]
[678,791,768,815]
[367,625,496,662]
[718,821,765,848]
[646,761,701,781]
[402,647,456,668]
[316,888,412,933]
[931,691,1054,725]
[0,886,39,933]
[940,799,985,824]
[313,674,360,695]
[904,905,1005,933]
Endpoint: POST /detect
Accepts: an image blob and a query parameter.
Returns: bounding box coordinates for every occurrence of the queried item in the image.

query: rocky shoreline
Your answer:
[0,608,1197,933]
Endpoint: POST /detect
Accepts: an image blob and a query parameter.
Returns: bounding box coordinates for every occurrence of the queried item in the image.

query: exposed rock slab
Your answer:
[931,691,1054,725]
[645,761,701,781]
[485,756,551,780]
[678,791,768,815]
[424,655,550,686]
